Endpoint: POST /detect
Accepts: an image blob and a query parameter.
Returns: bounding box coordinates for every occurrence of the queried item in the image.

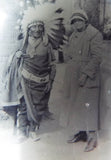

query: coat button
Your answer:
[79,50,82,55]
[85,103,90,108]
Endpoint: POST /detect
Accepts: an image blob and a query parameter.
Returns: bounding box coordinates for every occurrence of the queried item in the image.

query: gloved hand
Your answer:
[78,74,87,87]
[44,81,53,93]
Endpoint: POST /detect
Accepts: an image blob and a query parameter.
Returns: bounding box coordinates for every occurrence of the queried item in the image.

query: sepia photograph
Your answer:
[0,0,111,160]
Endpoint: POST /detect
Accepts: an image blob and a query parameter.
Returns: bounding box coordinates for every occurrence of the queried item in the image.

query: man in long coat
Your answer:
[63,10,103,152]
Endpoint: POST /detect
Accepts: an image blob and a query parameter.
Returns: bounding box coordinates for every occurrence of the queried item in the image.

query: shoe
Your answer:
[84,138,97,152]
[84,132,97,152]
[29,131,40,142]
[16,134,27,143]
[67,131,87,143]
[45,110,53,116]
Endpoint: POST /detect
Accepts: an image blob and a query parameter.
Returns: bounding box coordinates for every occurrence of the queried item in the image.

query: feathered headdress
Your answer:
[19,3,67,49]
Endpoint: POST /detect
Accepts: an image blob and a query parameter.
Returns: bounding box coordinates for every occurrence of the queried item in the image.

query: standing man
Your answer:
[3,4,63,141]
[17,7,57,140]
[63,9,103,152]
[18,20,56,140]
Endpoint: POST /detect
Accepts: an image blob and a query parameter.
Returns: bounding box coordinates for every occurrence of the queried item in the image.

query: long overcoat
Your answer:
[63,24,103,132]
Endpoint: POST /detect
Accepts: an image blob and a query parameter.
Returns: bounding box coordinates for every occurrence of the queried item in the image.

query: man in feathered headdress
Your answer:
[2,4,65,141]
[18,5,59,140]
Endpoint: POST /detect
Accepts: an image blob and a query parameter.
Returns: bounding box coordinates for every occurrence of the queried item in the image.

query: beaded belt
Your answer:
[22,68,49,83]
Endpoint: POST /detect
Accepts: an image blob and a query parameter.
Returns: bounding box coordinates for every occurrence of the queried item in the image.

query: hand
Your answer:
[16,50,23,58]
[78,74,87,87]
[44,81,52,93]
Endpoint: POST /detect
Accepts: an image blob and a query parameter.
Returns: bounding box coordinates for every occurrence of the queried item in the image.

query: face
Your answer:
[71,19,86,32]
[28,22,44,39]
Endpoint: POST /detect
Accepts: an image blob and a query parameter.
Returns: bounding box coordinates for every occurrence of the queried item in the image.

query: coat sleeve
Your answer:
[81,31,103,79]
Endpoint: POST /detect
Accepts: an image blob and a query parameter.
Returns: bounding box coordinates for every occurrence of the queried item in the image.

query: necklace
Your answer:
[27,37,43,58]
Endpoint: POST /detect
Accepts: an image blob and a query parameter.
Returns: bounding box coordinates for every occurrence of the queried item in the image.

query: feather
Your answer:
[21,3,66,49]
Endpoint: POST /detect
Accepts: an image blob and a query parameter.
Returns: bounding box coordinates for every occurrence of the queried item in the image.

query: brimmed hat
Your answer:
[70,9,88,24]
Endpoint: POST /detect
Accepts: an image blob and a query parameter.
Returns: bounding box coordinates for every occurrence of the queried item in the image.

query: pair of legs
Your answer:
[18,96,53,141]
[67,130,97,152]
[18,97,38,139]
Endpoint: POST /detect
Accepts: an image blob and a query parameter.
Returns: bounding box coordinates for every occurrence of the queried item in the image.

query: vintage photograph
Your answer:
[0,0,111,160]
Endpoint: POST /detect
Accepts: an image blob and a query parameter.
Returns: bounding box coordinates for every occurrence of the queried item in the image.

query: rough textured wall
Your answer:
[74,0,100,29]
